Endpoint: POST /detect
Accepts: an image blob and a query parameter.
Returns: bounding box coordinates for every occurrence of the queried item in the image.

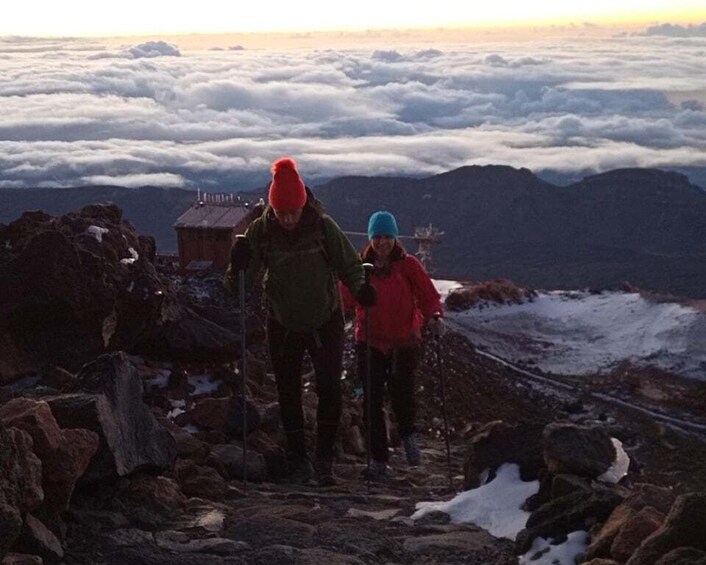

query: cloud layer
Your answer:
[0,30,705,190]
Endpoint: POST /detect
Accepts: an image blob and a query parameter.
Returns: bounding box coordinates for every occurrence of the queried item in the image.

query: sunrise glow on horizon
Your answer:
[1,0,704,38]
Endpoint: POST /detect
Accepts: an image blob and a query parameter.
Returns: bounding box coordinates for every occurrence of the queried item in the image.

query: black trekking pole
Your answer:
[362,262,375,491]
[433,312,453,490]
[235,234,249,491]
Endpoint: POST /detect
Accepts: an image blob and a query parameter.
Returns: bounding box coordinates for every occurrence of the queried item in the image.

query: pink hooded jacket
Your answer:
[341,248,442,353]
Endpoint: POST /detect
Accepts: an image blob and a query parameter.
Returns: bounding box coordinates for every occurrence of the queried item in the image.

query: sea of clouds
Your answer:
[0,24,704,190]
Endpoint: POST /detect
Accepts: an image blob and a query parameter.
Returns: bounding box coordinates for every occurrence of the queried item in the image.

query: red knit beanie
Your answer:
[268,157,306,210]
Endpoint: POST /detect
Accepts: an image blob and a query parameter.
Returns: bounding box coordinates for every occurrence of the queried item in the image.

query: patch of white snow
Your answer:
[433,279,462,302]
[167,407,185,419]
[448,290,706,379]
[87,225,109,242]
[411,463,538,540]
[120,247,139,264]
[598,437,630,484]
[189,374,219,395]
[518,530,588,565]
[146,370,170,389]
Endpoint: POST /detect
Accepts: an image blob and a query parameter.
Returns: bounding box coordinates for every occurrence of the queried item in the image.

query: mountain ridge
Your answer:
[2,166,705,297]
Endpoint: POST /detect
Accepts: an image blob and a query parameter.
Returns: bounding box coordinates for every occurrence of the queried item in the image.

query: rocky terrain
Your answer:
[1,205,706,565]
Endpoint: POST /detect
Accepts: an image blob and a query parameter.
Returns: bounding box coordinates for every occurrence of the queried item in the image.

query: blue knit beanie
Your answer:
[367,211,399,240]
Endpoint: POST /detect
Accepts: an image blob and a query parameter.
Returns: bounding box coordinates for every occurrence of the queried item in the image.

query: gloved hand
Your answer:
[356,282,377,307]
[427,315,446,338]
[230,236,251,272]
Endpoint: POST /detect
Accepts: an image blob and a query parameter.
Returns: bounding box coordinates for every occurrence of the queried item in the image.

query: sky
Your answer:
[0,19,705,190]
[2,1,705,36]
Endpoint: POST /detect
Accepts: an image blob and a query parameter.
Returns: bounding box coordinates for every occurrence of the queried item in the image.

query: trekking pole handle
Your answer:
[362,262,374,283]
[432,312,442,341]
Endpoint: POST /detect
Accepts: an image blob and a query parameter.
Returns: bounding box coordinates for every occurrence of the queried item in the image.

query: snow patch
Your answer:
[146,370,170,389]
[432,279,462,302]
[411,463,538,540]
[518,530,588,565]
[87,225,109,242]
[189,374,219,395]
[448,290,706,379]
[599,437,630,483]
[167,407,185,419]
[120,247,139,264]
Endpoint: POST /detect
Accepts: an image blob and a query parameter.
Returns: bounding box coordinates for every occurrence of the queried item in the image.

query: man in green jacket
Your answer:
[226,157,376,486]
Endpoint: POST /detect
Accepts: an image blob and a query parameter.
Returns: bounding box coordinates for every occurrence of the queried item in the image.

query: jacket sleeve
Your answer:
[323,215,365,296]
[223,217,264,294]
[404,255,443,321]
[339,280,357,314]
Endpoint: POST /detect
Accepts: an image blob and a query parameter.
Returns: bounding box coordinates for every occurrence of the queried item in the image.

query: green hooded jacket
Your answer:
[225,198,364,333]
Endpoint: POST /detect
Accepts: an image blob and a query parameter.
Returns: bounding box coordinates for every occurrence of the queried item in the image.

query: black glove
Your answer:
[230,236,251,273]
[356,282,377,307]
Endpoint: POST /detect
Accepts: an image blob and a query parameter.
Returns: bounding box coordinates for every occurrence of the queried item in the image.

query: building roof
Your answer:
[174,203,253,230]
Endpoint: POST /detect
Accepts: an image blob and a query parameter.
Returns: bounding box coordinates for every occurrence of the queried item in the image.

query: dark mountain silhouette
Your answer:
[2,166,705,297]
[314,166,706,298]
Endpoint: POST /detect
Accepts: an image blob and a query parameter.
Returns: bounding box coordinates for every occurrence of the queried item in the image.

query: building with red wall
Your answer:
[174,194,261,272]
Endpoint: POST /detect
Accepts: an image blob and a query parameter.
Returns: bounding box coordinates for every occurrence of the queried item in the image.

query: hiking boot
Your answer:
[361,460,388,481]
[314,457,338,487]
[402,434,421,466]
[287,455,314,484]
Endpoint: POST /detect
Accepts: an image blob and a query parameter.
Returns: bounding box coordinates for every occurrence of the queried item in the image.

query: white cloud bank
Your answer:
[0,27,705,190]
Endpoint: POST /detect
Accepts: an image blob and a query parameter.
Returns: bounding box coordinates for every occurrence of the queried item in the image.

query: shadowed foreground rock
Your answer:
[0,424,43,557]
[0,398,99,518]
[46,352,176,483]
[0,204,240,382]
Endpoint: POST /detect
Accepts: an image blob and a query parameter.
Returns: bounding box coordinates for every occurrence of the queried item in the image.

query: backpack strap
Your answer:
[258,212,331,270]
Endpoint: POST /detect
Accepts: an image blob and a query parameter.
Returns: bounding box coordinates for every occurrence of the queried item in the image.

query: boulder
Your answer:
[0,425,43,558]
[611,506,665,562]
[156,416,211,464]
[543,422,616,479]
[189,396,261,438]
[246,431,288,481]
[125,474,187,514]
[516,484,624,553]
[585,484,675,561]
[626,493,706,565]
[46,353,176,483]
[206,444,267,482]
[463,420,544,488]
[655,547,706,565]
[15,514,63,564]
[174,460,227,500]
[0,399,99,516]
[445,279,536,311]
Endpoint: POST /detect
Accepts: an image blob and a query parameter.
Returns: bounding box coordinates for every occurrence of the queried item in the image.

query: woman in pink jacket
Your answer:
[344,211,445,480]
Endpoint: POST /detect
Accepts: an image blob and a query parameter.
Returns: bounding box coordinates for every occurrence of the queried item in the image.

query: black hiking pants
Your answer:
[268,313,344,462]
[357,343,419,462]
